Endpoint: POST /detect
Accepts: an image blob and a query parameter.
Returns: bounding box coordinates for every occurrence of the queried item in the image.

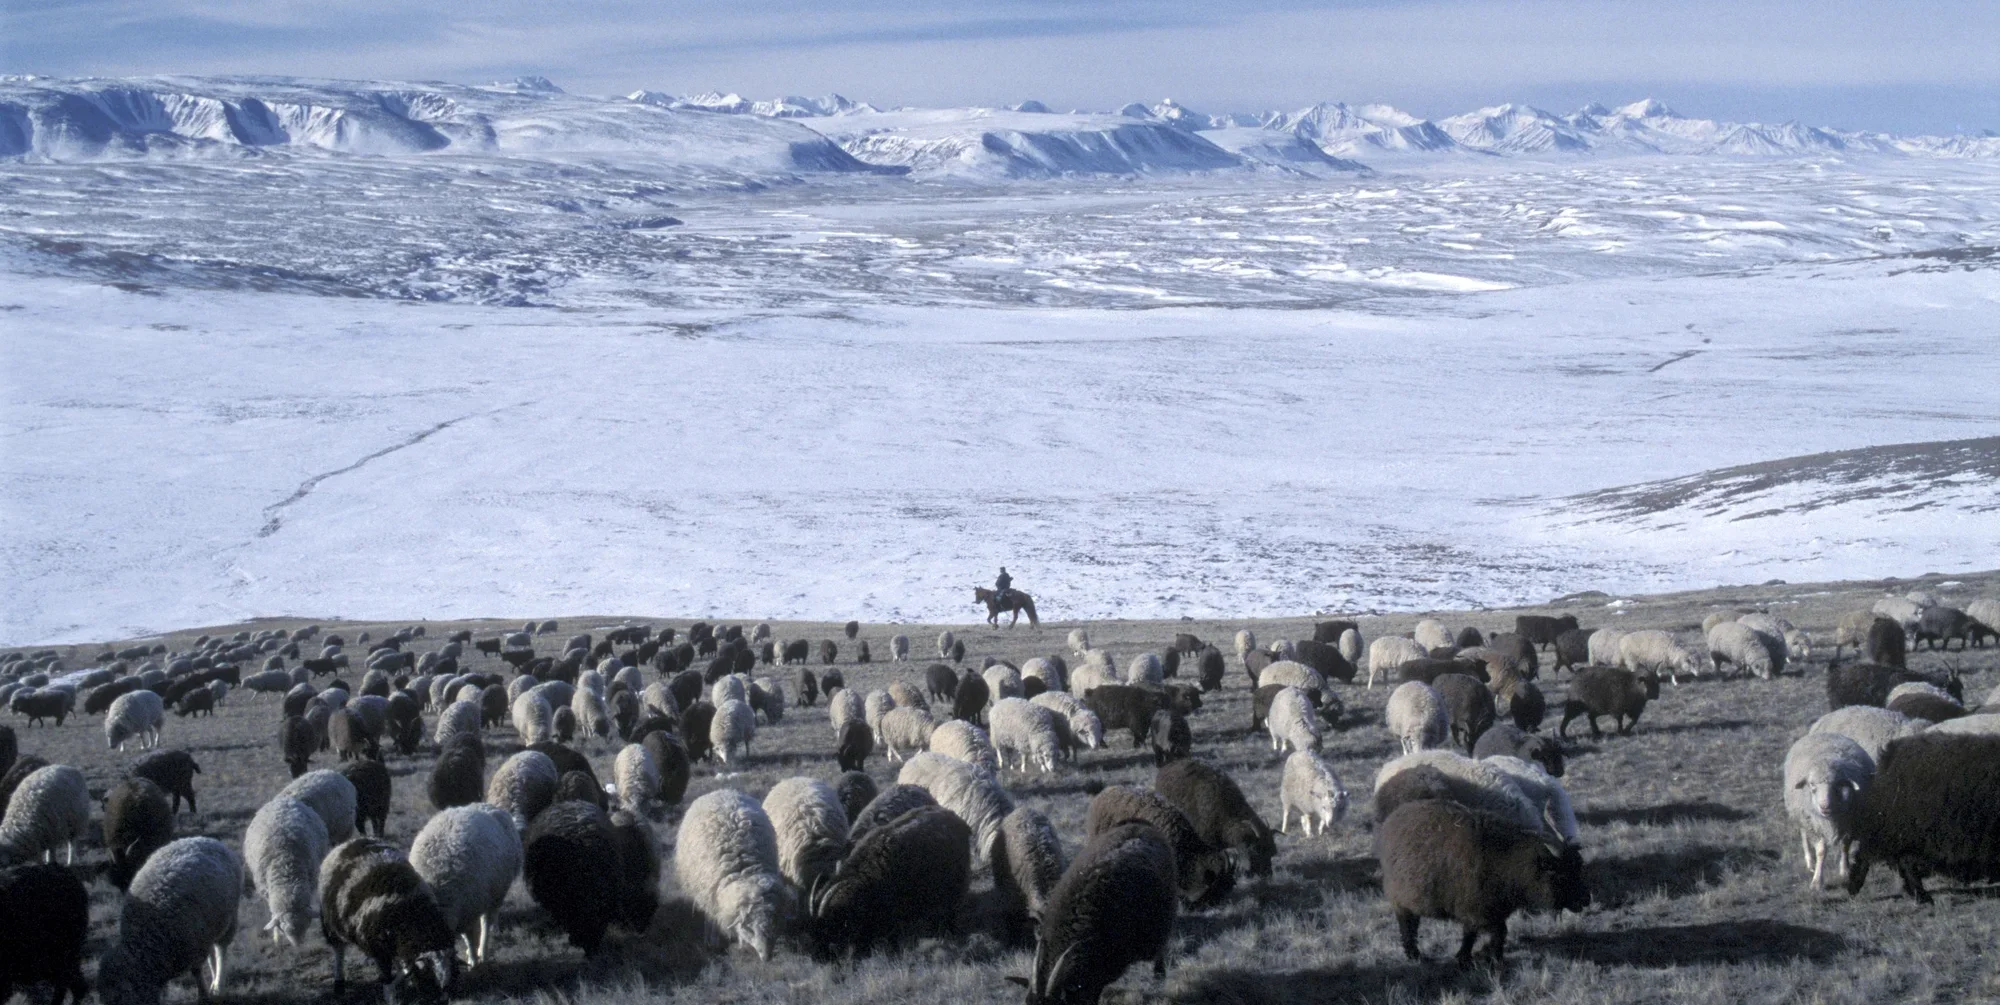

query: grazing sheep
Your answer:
[131,749,199,814]
[1559,667,1660,739]
[485,751,558,830]
[876,706,935,762]
[428,733,485,811]
[834,718,874,772]
[614,743,659,817]
[1886,685,1964,724]
[1266,686,1322,755]
[763,777,850,892]
[1279,750,1348,836]
[1156,758,1277,878]
[674,789,793,961]
[1584,628,1627,668]
[279,769,358,844]
[982,663,1024,701]
[1867,617,1907,668]
[807,803,971,958]
[1380,799,1588,966]
[928,718,1001,774]
[1259,660,1325,696]
[279,715,316,778]
[749,678,785,724]
[1480,756,1581,846]
[992,698,1063,773]
[1846,733,2000,903]
[1032,692,1102,752]
[0,862,89,1005]
[1873,597,1924,635]
[1808,706,1926,765]
[935,631,955,660]
[1966,599,2000,646]
[712,698,756,764]
[1472,723,1564,778]
[1492,673,1546,732]
[1374,752,1549,838]
[897,752,1014,863]
[710,675,747,708]
[863,689,897,741]
[96,837,243,1005]
[243,796,330,946]
[848,784,939,845]
[1083,684,1164,748]
[1707,621,1780,680]
[1386,682,1449,755]
[793,668,819,708]
[1084,785,1233,907]
[885,679,928,713]
[434,700,482,749]
[570,688,613,747]
[828,688,865,737]
[1021,657,1064,693]
[1368,636,1428,688]
[335,759,390,837]
[642,731,691,807]
[1413,620,1453,651]
[952,672,991,724]
[1551,629,1594,674]
[1012,819,1178,1004]
[104,777,175,889]
[1432,673,1496,753]
[1148,709,1190,766]
[509,692,553,748]
[106,690,165,751]
[1782,733,1872,889]
[992,806,1065,937]
[889,635,910,662]
[0,765,90,865]
[317,838,456,1000]
[1125,653,1163,687]
[522,801,653,954]
[1617,629,1707,685]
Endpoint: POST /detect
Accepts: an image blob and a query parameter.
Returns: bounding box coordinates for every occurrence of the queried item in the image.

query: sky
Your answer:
[6,0,2000,134]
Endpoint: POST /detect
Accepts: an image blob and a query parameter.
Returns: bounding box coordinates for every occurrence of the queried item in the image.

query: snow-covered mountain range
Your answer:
[5,74,1999,180]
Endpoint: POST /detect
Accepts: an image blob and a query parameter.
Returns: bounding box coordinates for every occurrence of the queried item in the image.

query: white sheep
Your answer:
[1020,657,1063,692]
[1125,653,1163,686]
[1266,686,1321,754]
[761,777,849,892]
[1068,661,1113,698]
[1784,628,1814,663]
[97,837,243,1005]
[897,751,1014,863]
[878,706,936,761]
[106,690,166,750]
[612,665,645,697]
[1030,692,1102,751]
[1367,636,1426,688]
[434,700,483,748]
[528,680,574,712]
[1618,629,1708,685]
[1806,706,1926,765]
[711,676,747,708]
[0,764,91,865]
[485,750,559,830]
[1386,682,1448,755]
[641,682,679,720]
[1069,628,1091,654]
[674,789,792,961]
[509,692,553,747]
[276,770,358,844]
[410,803,521,966]
[1706,621,1778,679]
[1886,681,1959,709]
[863,690,896,743]
[989,697,1061,773]
[505,675,536,705]
[712,698,756,764]
[749,678,785,723]
[1783,732,1873,889]
[887,680,930,712]
[243,796,329,946]
[890,634,910,662]
[615,743,660,817]
[1701,611,1739,634]
[1336,628,1362,665]
[928,719,1001,774]
[985,663,1026,699]
[937,630,955,659]
[1968,599,2000,641]
[828,689,865,736]
[1267,639,1297,662]
[1927,713,2000,737]
[1586,628,1627,667]
[578,667,608,697]
[1873,596,1924,634]
[1259,660,1324,694]
[1413,619,1453,651]
[1481,755,1581,845]
[571,688,613,747]
[1279,751,1347,836]
[1375,750,1551,841]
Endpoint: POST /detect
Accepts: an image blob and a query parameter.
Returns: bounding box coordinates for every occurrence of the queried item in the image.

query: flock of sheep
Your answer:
[0,590,1997,1005]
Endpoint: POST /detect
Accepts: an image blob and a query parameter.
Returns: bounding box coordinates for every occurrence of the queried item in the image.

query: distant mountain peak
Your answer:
[503,75,564,94]
[1615,98,1676,119]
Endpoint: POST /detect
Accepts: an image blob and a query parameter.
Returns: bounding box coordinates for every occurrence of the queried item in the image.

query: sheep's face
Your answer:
[1798,772,1861,821]
[1538,841,1591,912]
[390,950,453,1005]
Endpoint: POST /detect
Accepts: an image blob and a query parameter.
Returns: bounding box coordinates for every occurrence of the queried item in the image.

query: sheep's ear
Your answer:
[1792,779,1807,789]
[1004,976,1030,988]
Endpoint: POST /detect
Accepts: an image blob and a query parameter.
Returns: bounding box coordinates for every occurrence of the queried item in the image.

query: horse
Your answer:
[975,587,1039,628]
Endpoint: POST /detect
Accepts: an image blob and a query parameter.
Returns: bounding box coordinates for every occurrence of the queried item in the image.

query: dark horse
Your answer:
[975,587,1039,627]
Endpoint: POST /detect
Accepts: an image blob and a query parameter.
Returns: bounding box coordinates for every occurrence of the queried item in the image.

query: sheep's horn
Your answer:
[1044,939,1086,994]
[1029,935,1047,995]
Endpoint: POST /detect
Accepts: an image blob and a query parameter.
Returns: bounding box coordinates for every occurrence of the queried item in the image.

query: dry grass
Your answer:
[9,569,2000,1005]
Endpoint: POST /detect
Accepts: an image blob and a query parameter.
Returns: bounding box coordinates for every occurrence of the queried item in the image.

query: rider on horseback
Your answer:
[995,567,1014,607]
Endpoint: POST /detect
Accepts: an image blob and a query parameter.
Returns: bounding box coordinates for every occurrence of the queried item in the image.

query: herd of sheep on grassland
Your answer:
[1,592,1998,1005]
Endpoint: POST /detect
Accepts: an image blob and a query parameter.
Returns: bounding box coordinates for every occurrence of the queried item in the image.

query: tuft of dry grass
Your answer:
[8,569,2000,1005]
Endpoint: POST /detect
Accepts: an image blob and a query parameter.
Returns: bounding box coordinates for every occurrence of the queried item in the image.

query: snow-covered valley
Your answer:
[3,76,1998,643]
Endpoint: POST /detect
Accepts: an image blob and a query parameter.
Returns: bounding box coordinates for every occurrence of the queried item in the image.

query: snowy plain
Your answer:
[4,77,2000,643]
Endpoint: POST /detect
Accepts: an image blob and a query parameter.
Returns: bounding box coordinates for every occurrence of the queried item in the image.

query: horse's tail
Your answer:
[1023,598,1039,627]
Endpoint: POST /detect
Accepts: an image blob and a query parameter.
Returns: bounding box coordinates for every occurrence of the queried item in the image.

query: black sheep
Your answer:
[102,777,174,890]
[1913,607,1971,651]
[1867,617,1906,668]
[953,672,991,724]
[1243,648,1275,687]
[1171,632,1205,655]
[808,804,971,958]
[796,668,820,707]
[606,811,661,935]
[556,771,606,809]
[818,640,839,665]
[926,664,960,702]
[427,733,484,811]
[1826,661,1962,711]
[1160,648,1180,679]
[1495,676,1546,732]
[834,771,878,824]
[0,724,12,779]
[641,731,691,806]
[1471,723,1565,778]
[1886,690,1965,724]
[1084,685,1163,748]
[552,706,577,742]
[279,715,316,778]
[1551,629,1594,674]
[1558,667,1659,739]
[1155,758,1277,878]
[780,640,810,665]
[527,741,599,789]
[1454,626,1488,649]
[1196,647,1225,693]
[1148,710,1190,766]
[283,683,317,718]
[1487,633,1539,677]
[837,720,873,772]
[1084,785,1233,906]
[667,670,703,710]
[848,784,938,844]
[1513,615,1576,651]
[1380,799,1588,966]
[1009,821,1178,1005]
[337,759,392,836]
[8,691,70,727]
[329,708,369,762]
[679,702,717,763]
[319,838,456,1001]
[1399,657,1486,686]
[1432,673,1496,753]
[843,620,860,640]
[0,863,90,1005]
[1293,639,1357,684]
[1846,733,2000,904]
[1313,620,1359,645]
[130,749,200,814]
[523,801,628,953]
[85,678,143,715]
